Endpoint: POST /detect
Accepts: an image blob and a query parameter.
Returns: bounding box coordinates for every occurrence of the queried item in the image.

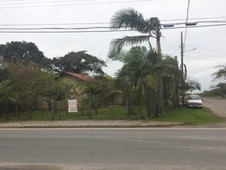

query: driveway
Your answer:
[200,98,226,128]
[203,98,226,118]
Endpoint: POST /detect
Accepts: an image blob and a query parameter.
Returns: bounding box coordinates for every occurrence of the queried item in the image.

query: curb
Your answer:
[0,120,185,128]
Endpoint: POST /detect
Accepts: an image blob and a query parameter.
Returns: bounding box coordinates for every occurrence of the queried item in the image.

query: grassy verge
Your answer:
[0,106,224,125]
[155,107,223,125]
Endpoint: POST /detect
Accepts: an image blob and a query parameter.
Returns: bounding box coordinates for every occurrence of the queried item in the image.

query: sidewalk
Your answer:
[0,120,184,128]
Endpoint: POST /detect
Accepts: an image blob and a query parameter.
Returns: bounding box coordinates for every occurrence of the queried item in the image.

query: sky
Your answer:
[0,0,226,91]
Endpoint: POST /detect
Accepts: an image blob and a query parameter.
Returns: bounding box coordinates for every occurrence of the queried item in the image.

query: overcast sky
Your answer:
[0,0,226,91]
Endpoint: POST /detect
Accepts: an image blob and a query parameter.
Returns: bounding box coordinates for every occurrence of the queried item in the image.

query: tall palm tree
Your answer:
[109,8,164,115]
[115,46,159,118]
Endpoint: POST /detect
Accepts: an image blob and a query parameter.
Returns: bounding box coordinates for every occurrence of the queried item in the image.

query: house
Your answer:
[38,71,123,111]
[37,71,98,111]
[63,71,98,83]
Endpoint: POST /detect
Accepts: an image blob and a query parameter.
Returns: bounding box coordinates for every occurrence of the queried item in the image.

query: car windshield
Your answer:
[187,95,201,100]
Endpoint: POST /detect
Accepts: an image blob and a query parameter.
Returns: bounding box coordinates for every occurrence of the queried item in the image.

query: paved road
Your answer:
[0,128,226,170]
[203,98,226,117]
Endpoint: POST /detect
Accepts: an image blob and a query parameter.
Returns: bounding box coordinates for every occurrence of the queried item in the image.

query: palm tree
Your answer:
[162,56,181,108]
[212,65,226,80]
[115,46,159,118]
[109,8,164,115]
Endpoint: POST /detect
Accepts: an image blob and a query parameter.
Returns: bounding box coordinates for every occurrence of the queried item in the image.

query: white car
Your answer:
[185,95,203,108]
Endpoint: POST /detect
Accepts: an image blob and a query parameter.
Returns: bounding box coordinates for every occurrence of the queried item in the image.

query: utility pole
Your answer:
[156,26,164,115]
[181,31,185,106]
[181,31,184,77]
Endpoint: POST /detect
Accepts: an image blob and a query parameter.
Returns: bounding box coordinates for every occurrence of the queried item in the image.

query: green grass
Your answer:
[155,107,223,125]
[0,106,224,125]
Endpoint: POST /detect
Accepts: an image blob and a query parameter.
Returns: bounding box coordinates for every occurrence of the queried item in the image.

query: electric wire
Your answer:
[0,0,150,8]
[1,19,226,30]
[0,23,226,33]
[0,30,136,33]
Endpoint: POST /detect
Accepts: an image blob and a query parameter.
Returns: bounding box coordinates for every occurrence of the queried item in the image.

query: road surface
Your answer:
[203,98,226,117]
[0,128,226,170]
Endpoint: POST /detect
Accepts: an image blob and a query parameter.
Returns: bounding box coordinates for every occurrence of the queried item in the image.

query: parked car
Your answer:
[185,95,203,108]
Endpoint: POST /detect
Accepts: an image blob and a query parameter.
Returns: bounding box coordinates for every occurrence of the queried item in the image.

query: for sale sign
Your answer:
[68,99,78,113]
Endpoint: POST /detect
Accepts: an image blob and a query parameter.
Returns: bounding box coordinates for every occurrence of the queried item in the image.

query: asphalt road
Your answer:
[0,128,226,170]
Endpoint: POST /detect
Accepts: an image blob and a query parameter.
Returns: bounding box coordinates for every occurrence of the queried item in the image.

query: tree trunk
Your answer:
[125,93,131,119]
[51,96,56,120]
[15,102,19,120]
[88,94,92,119]
[156,33,164,115]
[147,89,157,118]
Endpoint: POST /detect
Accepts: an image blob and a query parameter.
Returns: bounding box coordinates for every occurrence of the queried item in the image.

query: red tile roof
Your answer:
[63,71,98,83]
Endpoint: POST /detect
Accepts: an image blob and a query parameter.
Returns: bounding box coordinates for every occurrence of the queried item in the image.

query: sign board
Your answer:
[68,99,78,113]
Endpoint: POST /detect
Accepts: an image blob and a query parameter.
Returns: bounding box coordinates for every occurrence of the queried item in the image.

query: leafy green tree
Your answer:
[0,41,45,66]
[52,51,106,76]
[0,62,71,119]
[0,68,9,83]
[2,62,39,118]
[109,8,164,115]
[0,80,12,118]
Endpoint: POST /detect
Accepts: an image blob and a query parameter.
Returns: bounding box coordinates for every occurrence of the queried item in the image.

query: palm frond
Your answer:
[212,65,226,80]
[111,8,160,35]
[108,35,151,58]
[185,79,201,91]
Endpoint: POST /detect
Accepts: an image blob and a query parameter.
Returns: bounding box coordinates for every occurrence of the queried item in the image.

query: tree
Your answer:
[2,62,44,118]
[212,65,226,80]
[0,61,71,119]
[114,46,159,118]
[0,68,9,83]
[109,8,164,115]
[162,56,181,108]
[184,79,201,92]
[216,83,226,97]
[211,65,226,97]
[0,41,46,66]
[52,51,106,76]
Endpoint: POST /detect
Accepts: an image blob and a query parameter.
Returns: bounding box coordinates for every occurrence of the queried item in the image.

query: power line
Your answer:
[0,26,113,30]
[162,23,226,29]
[0,23,226,33]
[1,18,226,28]
[0,0,150,8]
[0,22,109,27]
[0,18,226,34]
[1,20,226,29]
[0,30,136,33]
